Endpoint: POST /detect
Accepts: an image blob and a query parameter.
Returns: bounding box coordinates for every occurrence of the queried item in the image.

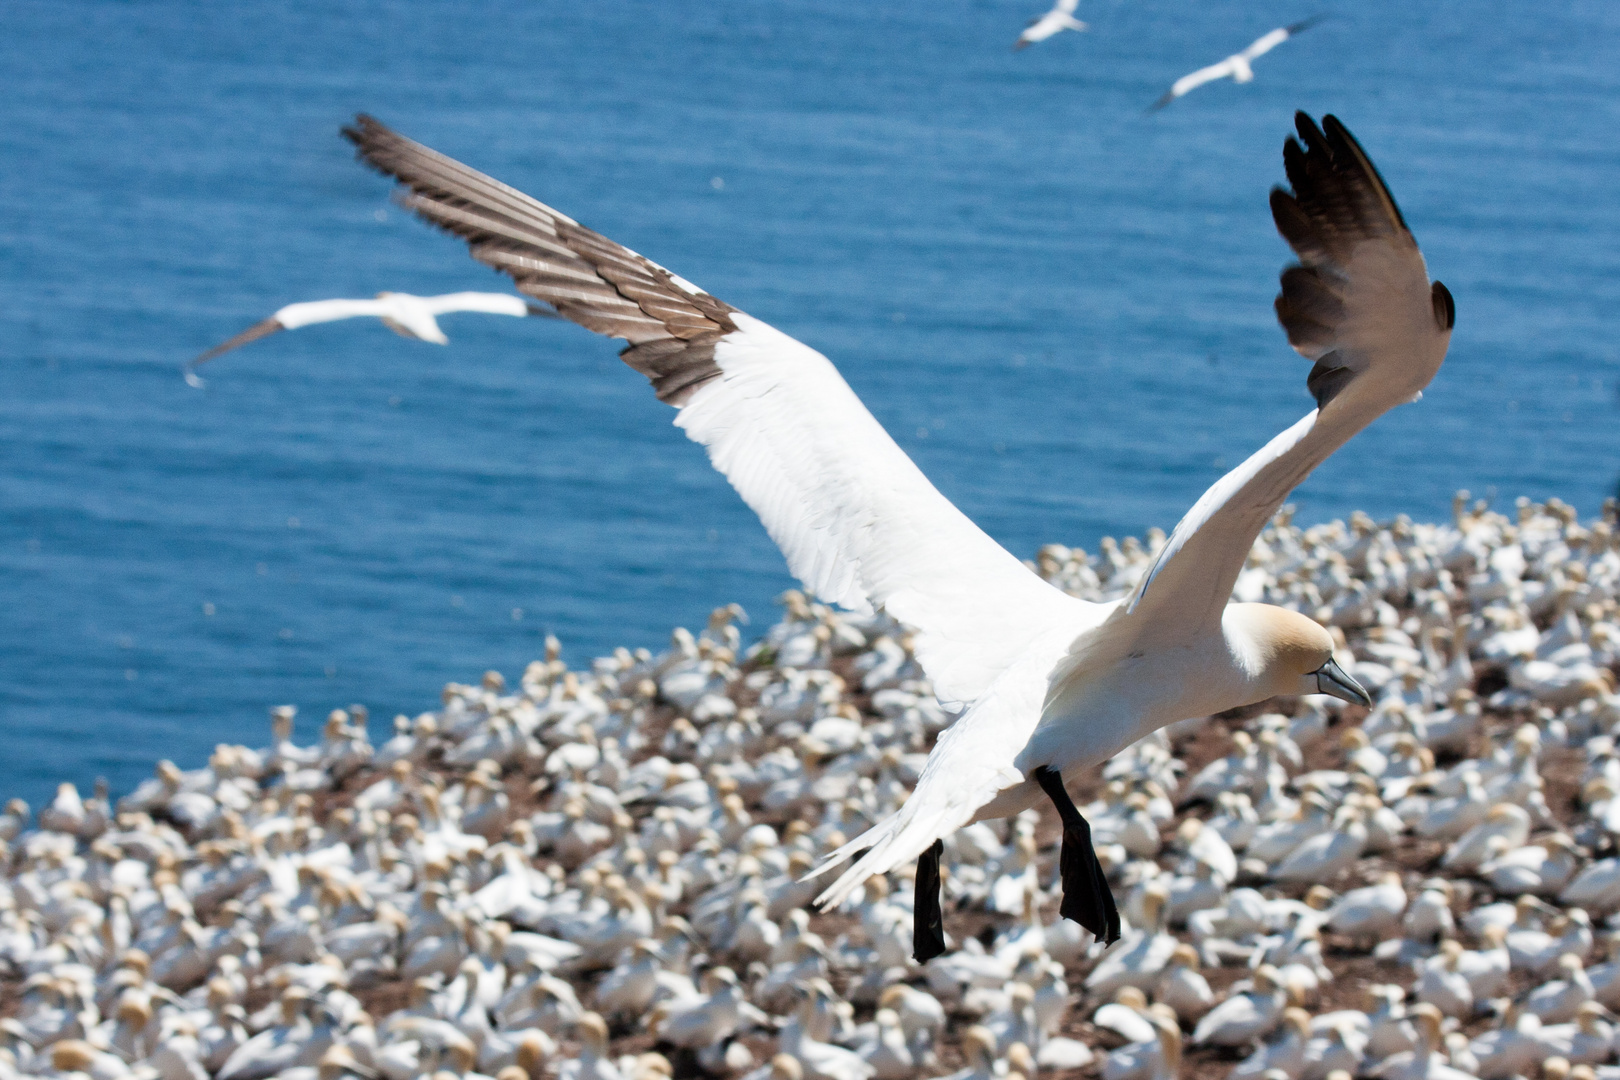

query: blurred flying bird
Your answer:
[185,291,553,385]
[1149,17,1325,111]
[1014,0,1087,50]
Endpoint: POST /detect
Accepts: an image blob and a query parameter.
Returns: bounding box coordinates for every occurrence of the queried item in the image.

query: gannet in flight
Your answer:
[185,291,553,385]
[1014,0,1087,51]
[339,111,1452,957]
[1150,17,1324,111]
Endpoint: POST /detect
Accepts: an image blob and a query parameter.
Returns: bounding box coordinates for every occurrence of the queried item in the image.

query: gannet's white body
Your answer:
[338,111,1452,943]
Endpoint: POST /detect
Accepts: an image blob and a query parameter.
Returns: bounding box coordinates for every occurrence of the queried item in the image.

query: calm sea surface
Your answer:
[3,0,1618,808]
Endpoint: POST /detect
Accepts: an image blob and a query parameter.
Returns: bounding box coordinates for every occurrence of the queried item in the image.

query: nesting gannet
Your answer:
[340,111,1451,958]
[1149,17,1325,111]
[185,291,552,385]
[1013,0,1086,51]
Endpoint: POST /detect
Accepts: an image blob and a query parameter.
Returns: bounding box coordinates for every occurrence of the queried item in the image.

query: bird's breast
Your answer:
[1021,634,1248,775]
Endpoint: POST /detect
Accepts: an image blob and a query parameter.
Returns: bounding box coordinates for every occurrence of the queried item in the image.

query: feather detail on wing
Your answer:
[1126,112,1452,635]
[345,115,737,406]
[343,115,1089,707]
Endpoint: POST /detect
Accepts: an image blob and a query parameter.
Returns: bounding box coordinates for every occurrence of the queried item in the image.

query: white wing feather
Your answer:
[681,314,1089,707]
[1239,26,1291,61]
[1127,410,1317,617]
[272,298,390,329]
[1169,59,1237,99]
[421,291,532,316]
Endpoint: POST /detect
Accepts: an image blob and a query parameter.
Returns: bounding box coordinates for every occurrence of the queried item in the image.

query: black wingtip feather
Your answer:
[1275,112,1415,265]
[1306,357,1357,408]
[1269,188,1314,251]
[1294,111,1328,152]
[342,114,385,157]
[1432,281,1456,330]
[1320,113,1410,232]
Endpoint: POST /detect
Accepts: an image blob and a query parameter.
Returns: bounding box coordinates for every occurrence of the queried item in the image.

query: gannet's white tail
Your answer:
[805,707,1029,910]
[806,803,951,912]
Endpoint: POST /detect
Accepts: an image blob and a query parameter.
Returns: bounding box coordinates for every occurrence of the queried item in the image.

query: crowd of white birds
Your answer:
[8,492,1620,1080]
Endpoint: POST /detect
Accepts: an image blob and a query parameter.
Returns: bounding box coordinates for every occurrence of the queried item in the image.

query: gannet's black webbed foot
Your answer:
[912,838,947,963]
[1034,765,1121,946]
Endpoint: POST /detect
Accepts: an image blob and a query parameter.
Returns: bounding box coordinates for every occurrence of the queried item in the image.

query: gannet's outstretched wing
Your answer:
[1240,15,1326,62]
[1126,113,1453,638]
[418,291,533,317]
[191,298,392,365]
[1149,59,1237,110]
[192,318,287,365]
[343,115,1090,706]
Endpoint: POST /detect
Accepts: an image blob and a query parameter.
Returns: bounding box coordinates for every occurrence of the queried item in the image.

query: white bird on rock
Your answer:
[1193,965,1288,1047]
[1327,871,1405,940]
[340,111,1449,958]
[1092,988,1157,1046]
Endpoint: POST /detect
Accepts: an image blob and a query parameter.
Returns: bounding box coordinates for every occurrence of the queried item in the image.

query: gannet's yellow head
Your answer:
[1231,604,1371,706]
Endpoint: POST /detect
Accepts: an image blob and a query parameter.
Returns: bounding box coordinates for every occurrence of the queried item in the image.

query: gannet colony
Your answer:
[6,493,1620,1080]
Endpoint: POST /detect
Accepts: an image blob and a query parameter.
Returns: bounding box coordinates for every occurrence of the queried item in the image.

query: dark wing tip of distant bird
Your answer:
[1146,91,1176,114]
[1285,13,1330,36]
[525,303,563,320]
[191,317,285,367]
[342,114,741,406]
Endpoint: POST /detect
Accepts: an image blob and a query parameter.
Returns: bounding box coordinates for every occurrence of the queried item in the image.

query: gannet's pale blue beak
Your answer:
[1314,658,1372,707]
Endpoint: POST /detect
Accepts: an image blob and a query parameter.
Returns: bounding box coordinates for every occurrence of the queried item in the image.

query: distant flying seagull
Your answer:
[1014,0,1087,50]
[1149,16,1324,111]
[339,112,1450,958]
[185,291,552,385]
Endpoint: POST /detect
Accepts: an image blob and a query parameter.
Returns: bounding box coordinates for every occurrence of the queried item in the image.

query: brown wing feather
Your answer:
[1269,112,1450,408]
[192,317,286,365]
[342,115,739,404]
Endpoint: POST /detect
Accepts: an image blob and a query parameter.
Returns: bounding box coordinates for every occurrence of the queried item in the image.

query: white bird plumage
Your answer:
[186,290,545,385]
[340,111,1451,955]
[1013,0,1087,51]
[1150,17,1326,111]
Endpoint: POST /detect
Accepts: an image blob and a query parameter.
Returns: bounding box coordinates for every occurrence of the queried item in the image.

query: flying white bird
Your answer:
[340,111,1452,957]
[185,290,553,385]
[1150,17,1325,111]
[1014,0,1087,51]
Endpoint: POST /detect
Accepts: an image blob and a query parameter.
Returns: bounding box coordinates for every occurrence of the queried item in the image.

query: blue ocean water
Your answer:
[3,0,1618,809]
